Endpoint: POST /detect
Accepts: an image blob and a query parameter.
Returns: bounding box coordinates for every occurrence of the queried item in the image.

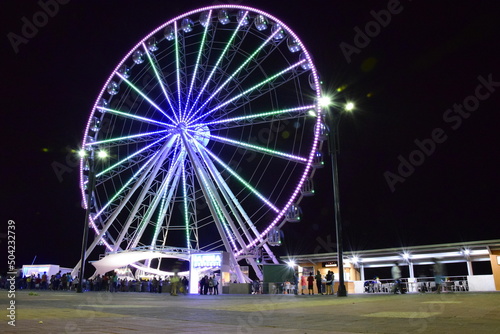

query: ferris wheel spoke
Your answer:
[184,11,250,121]
[85,129,170,148]
[141,43,179,123]
[183,10,212,117]
[116,72,176,124]
[93,152,160,221]
[97,106,172,128]
[193,139,280,213]
[202,104,315,130]
[95,134,171,179]
[173,21,183,116]
[195,132,307,163]
[188,59,306,125]
[186,22,282,123]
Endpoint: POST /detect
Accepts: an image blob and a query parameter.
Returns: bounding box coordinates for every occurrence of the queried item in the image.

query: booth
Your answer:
[189,252,231,294]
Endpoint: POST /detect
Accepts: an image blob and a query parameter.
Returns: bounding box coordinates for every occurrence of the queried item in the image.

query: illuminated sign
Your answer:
[323,261,338,268]
[23,266,50,277]
[192,253,222,268]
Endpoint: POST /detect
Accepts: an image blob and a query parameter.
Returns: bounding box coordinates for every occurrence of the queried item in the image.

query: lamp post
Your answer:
[323,100,353,297]
[77,149,95,292]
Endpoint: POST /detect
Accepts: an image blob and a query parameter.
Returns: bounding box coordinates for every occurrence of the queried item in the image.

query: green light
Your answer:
[116,74,175,124]
[86,129,170,146]
[185,12,248,121]
[184,11,211,116]
[207,134,307,163]
[96,134,169,177]
[197,141,279,213]
[204,105,315,126]
[190,59,306,124]
[97,106,171,128]
[142,43,177,120]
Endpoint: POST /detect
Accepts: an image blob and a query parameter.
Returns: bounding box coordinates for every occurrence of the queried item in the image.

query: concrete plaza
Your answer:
[1,290,499,333]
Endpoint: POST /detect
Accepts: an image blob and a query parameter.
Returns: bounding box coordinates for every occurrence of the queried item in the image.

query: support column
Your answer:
[467,260,474,276]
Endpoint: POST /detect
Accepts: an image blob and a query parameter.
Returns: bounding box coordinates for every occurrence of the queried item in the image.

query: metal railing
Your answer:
[363,276,469,293]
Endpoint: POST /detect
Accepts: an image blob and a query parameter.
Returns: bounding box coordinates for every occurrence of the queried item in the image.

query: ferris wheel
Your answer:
[77,4,325,280]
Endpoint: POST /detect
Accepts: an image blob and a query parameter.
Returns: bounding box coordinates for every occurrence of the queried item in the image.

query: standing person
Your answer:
[53,271,61,291]
[203,275,210,295]
[170,273,180,296]
[307,272,314,295]
[252,279,261,294]
[432,259,443,294]
[325,270,334,295]
[208,276,214,295]
[73,276,80,291]
[300,274,307,295]
[315,270,323,295]
[293,271,299,295]
[391,262,402,294]
[199,276,206,295]
[41,272,48,290]
[212,275,218,295]
[111,273,118,292]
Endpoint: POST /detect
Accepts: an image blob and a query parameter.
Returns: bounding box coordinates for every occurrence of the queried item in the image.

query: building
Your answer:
[292,239,500,294]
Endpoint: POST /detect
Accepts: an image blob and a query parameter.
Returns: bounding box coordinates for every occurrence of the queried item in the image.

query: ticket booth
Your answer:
[189,252,231,294]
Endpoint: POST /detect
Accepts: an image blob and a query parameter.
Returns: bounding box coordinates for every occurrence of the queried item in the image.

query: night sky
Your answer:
[1,0,500,274]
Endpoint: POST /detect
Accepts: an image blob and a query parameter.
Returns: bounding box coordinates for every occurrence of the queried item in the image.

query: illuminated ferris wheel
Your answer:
[78,5,324,280]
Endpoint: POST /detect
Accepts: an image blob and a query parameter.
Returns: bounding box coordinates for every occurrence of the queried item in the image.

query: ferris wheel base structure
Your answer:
[86,247,248,287]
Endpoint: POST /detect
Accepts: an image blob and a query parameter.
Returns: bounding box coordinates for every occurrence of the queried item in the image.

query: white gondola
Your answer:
[287,36,301,53]
[254,15,268,31]
[312,151,324,168]
[181,18,194,33]
[267,227,282,246]
[301,178,315,196]
[316,120,328,142]
[285,205,302,222]
[218,10,230,25]
[163,25,175,41]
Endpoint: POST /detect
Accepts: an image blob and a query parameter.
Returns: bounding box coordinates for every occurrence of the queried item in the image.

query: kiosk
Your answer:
[189,252,231,294]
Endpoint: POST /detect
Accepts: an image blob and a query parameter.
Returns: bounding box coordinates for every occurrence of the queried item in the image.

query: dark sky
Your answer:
[1,0,500,273]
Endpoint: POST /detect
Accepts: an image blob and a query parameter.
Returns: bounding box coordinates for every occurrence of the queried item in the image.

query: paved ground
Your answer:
[1,290,499,333]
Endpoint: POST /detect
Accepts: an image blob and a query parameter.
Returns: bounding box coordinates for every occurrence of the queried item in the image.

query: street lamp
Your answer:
[321,97,354,297]
[76,148,106,293]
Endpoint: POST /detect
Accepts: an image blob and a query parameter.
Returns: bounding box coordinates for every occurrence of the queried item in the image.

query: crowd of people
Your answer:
[5,271,229,297]
[198,275,219,295]
[301,270,335,295]
[4,271,191,294]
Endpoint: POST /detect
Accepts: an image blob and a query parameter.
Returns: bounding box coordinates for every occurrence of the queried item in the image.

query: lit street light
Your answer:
[76,149,106,293]
[322,96,355,297]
